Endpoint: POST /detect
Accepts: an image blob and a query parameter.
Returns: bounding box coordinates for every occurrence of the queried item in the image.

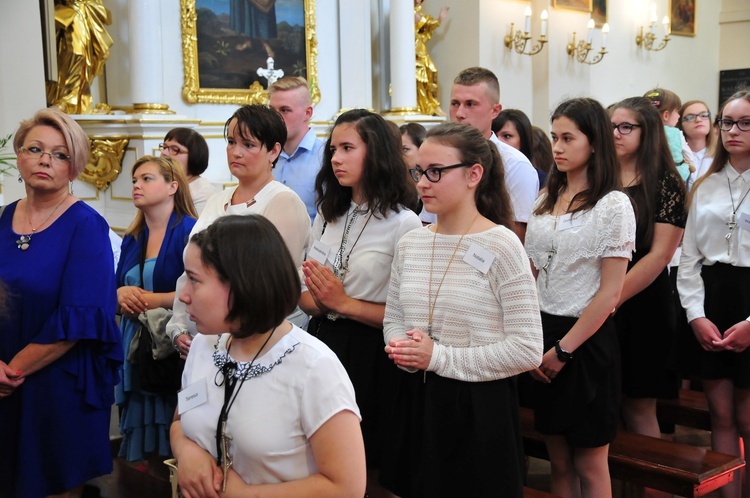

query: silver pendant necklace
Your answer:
[17,195,69,250]
[725,171,750,256]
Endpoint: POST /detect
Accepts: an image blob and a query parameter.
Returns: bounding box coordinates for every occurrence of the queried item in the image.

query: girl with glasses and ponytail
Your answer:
[381,122,543,498]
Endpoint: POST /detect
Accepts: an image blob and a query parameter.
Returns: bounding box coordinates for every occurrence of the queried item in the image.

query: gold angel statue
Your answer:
[414,0,448,116]
[46,0,113,114]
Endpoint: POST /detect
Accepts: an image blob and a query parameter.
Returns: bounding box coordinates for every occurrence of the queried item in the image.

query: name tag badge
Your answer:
[556,213,583,231]
[739,212,750,232]
[463,242,495,274]
[178,378,208,415]
[309,240,331,265]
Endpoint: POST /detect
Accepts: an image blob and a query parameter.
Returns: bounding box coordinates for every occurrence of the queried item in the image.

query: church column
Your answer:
[338,0,373,111]
[127,0,169,112]
[388,0,418,114]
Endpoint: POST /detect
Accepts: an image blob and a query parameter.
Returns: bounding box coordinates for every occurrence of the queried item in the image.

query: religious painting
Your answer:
[591,0,606,27]
[552,0,592,13]
[180,0,320,105]
[669,0,696,37]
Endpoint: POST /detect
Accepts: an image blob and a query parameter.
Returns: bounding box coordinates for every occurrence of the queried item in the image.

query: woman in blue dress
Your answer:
[0,107,122,498]
[115,156,197,467]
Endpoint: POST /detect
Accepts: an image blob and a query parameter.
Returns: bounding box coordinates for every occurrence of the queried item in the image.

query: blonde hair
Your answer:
[125,155,198,239]
[13,107,90,178]
[269,76,310,95]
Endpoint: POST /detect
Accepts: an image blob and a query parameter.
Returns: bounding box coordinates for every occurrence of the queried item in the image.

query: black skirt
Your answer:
[532,313,620,448]
[615,267,679,399]
[695,263,750,387]
[308,316,400,469]
[380,371,525,498]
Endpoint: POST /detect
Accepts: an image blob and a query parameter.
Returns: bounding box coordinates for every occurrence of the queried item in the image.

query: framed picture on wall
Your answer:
[669,0,696,37]
[180,0,320,105]
[552,0,592,13]
[592,0,606,27]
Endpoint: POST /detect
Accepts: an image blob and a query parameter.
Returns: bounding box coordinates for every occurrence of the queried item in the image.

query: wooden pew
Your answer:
[657,389,712,432]
[519,407,744,497]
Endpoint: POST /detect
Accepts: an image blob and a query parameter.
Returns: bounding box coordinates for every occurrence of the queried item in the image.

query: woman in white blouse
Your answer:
[299,109,421,498]
[381,123,543,498]
[677,100,716,191]
[171,215,365,498]
[677,90,750,498]
[167,105,311,358]
[525,98,636,498]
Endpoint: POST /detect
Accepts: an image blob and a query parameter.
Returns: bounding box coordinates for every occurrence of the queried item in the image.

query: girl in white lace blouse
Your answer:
[381,123,543,498]
[525,98,635,498]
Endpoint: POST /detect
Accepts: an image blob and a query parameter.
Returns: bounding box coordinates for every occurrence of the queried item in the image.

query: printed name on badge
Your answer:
[178,378,208,415]
[309,240,332,264]
[739,212,750,232]
[556,213,583,231]
[463,242,494,274]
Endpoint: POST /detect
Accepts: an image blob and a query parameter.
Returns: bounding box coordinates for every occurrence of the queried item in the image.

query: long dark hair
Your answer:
[612,97,684,246]
[315,109,417,222]
[535,98,620,215]
[692,90,750,196]
[492,109,534,164]
[425,123,514,229]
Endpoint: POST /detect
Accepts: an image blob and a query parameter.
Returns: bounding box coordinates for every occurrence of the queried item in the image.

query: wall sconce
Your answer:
[504,7,548,56]
[567,19,609,65]
[636,3,670,51]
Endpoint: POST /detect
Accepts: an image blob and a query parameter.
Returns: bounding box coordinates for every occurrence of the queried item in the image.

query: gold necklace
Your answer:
[17,194,69,250]
[427,213,480,338]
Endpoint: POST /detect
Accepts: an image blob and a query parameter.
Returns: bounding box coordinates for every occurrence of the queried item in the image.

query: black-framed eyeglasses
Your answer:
[682,111,711,123]
[612,122,642,135]
[409,162,472,183]
[18,146,71,164]
[159,143,188,155]
[716,118,750,132]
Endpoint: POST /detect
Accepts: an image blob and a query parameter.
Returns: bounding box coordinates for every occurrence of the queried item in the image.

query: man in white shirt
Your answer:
[269,76,325,223]
[449,67,539,242]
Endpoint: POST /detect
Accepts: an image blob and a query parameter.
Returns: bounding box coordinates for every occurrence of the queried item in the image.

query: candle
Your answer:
[662,16,670,35]
[524,6,532,34]
[602,23,610,48]
[587,18,595,44]
[541,10,548,37]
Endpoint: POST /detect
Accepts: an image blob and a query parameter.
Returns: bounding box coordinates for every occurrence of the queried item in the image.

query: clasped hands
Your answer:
[530,348,565,384]
[117,285,154,318]
[691,317,750,353]
[177,441,247,498]
[302,260,351,316]
[0,360,24,398]
[384,329,434,371]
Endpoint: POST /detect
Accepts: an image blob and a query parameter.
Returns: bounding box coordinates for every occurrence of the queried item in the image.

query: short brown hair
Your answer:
[189,215,301,338]
[14,107,90,178]
[453,67,500,103]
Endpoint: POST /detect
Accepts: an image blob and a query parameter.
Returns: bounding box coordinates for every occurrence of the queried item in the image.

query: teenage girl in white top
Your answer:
[677,90,750,498]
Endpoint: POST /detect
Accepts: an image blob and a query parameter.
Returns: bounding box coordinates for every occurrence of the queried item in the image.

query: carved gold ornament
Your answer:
[180,0,320,105]
[79,138,129,190]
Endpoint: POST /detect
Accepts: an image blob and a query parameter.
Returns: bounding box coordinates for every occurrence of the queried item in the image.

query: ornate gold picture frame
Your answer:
[180,0,320,105]
[552,0,592,13]
[669,0,696,37]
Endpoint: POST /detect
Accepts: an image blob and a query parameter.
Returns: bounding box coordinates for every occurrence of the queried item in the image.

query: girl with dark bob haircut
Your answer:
[302,109,421,497]
[163,128,210,177]
[224,104,287,167]
[172,214,365,497]
[190,215,300,336]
